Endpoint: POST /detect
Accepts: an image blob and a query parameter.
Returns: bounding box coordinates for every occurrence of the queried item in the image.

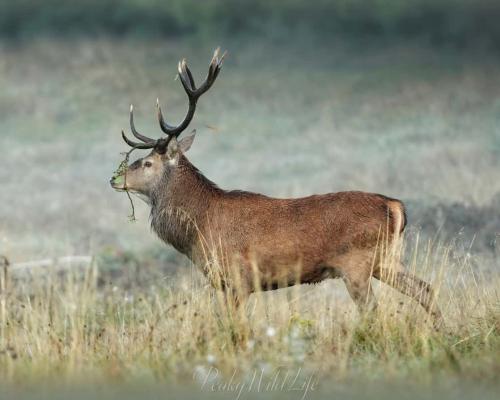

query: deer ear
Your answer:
[178,130,196,153]
[166,138,179,163]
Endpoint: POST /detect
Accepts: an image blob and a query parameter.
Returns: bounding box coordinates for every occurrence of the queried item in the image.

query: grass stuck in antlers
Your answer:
[0,237,498,393]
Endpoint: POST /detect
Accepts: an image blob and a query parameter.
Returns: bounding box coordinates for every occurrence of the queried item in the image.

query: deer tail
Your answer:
[387,200,407,236]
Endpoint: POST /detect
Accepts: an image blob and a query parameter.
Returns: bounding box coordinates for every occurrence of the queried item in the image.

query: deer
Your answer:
[110,49,442,326]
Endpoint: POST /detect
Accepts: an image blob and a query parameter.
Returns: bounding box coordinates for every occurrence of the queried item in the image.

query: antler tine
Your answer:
[121,130,155,149]
[178,59,195,93]
[157,48,225,138]
[157,98,178,134]
[184,62,196,90]
[129,105,156,144]
[196,48,225,97]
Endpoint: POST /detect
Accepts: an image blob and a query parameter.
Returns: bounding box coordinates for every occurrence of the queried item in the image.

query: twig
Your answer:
[0,255,8,292]
[113,148,138,222]
[125,189,136,222]
[7,256,93,272]
[451,333,481,347]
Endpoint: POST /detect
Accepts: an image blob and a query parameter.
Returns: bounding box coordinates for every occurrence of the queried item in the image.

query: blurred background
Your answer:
[0,0,499,271]
[0,2,499,398]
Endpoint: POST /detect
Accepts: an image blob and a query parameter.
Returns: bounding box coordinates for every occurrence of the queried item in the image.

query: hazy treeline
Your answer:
[1,0,500,47]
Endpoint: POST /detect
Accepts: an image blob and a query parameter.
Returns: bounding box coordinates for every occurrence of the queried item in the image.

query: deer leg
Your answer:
[225,287,249,309]
[342,272,377,314]
[223,275,251,311]
[332,250,379,314]
[375,265,443,328]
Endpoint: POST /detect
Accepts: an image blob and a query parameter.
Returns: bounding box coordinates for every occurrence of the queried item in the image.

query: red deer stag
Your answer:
[110,49,442,325]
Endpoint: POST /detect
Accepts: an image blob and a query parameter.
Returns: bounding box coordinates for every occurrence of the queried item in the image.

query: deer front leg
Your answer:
[223,286,250,309]
[219,269,252,312]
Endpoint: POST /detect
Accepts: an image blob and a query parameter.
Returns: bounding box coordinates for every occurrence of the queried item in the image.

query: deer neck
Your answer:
[150,155,220,257]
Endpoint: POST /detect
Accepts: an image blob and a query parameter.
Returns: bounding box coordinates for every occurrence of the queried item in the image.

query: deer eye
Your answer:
[144,161,152,168]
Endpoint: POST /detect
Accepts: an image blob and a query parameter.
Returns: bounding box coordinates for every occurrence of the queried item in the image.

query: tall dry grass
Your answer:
[0,236,498,388]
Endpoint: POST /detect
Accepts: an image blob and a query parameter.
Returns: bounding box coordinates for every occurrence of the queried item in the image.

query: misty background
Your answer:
[0,0,499,273]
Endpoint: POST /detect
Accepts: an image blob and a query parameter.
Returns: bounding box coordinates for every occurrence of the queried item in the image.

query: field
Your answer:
[0,38,499,399]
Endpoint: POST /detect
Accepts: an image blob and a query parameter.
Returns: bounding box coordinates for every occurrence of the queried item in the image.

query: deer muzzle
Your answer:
[110,175,126,191]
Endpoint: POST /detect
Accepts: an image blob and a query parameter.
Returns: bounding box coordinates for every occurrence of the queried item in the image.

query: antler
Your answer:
[157,48,225,138]
[121,48,225,152]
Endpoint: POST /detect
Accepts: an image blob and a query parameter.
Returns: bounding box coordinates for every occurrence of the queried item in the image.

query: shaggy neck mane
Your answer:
[149,155,221,256]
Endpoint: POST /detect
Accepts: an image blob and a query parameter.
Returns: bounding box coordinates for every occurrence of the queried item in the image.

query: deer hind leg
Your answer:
[375,264,443,328]
[342,273,377,314]
[336,252,378,314]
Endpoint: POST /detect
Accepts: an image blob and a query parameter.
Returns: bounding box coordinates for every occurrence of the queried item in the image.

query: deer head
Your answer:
[110,49,225,197]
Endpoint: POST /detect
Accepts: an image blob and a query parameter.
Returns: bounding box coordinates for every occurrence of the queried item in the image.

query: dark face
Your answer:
[110,133,196,197]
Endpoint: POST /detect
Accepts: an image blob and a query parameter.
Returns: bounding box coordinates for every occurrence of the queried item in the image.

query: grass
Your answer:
[0,238,499,398]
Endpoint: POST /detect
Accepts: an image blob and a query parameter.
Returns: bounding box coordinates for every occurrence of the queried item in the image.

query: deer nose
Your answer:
[110,175,125,189]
